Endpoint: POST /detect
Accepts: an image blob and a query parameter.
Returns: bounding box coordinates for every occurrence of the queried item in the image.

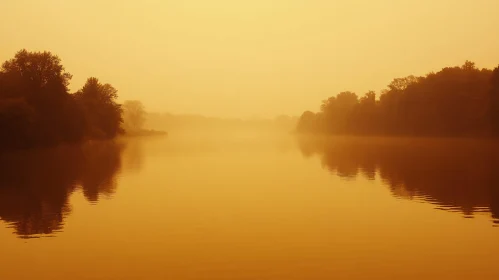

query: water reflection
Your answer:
[122,138,145,172]
[297,136,499,224]
[0,141,125,238]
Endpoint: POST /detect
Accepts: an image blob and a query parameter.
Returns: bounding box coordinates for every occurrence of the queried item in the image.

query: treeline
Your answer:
[297,61,499,137]
[0,49,123,149]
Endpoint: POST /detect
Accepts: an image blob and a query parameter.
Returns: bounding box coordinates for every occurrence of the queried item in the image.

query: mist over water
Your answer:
[2,1,499,278]
[1,129,498,279]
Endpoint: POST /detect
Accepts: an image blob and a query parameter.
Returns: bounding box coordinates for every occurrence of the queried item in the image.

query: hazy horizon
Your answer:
[2,0,499,118]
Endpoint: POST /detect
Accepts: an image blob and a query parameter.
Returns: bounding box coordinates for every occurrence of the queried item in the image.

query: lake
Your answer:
[1,134,498,279]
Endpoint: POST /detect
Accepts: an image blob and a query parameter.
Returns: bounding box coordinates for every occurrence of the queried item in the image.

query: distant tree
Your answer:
[462,60,476,71]
[320,91,358,134]
[296,111,318,133]
[387,75,419,92]
[335,91,359,107]
[352,91,378,134]
[123,100,146,133]
[75,77,123,139]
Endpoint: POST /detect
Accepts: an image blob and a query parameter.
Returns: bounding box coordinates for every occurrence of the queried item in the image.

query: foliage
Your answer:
[0,49,124,149]
[75,77,123,139]
[490,67,499,135]
[297,61,499,137]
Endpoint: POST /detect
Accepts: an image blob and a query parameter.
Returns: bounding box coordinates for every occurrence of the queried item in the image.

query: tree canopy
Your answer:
[0,49,124,149]
[75,77,123,139]
[297,61,499,137]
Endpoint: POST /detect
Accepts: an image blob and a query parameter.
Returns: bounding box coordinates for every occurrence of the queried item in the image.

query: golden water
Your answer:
[1,134,498,279]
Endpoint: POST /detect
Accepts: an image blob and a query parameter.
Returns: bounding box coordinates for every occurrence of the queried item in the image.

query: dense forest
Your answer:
[0,50,148,150]
[297,61,499,137]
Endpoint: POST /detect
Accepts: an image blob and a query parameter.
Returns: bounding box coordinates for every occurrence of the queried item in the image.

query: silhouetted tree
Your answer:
[352,91,378,134]
[0,98,36,148]
[0,50,123,149]
[0,50,129,149]
[320,91,358,134]
[297,111,319,133]
[0,49,88,147]
[490,66,499,136]
[297,61,496,137]
[75,77,123,139]
[0,49,72,99]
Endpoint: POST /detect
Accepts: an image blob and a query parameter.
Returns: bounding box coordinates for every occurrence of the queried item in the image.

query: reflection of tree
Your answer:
[122,138,144,173]
[0,141,124,238]
[297,136,499,223]
[79,142,124,202]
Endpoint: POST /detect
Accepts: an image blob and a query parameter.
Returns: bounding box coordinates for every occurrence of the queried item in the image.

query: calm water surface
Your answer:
[1,134,498,279]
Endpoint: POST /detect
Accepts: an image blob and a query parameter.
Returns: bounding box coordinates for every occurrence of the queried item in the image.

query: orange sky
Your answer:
[1,0,499,118]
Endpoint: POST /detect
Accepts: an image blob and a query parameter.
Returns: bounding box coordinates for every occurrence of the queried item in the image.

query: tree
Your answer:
[320,91,358,134]
[353,91,378,134]
[0,98,36,148]
[0,49,72,99]
[490,66,499,135]
[387,75,418,92]
[0,49,127,149]
[296,111,318,133]
[0,49,84,148]
[297,61,495,137]
[75,77,123,139]
[123,100,146,133]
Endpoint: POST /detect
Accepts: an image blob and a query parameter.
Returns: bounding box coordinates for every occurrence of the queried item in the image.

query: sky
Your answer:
[1,0,499,118]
